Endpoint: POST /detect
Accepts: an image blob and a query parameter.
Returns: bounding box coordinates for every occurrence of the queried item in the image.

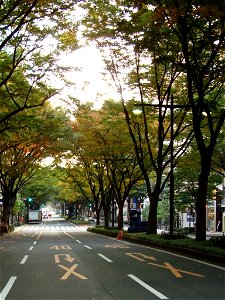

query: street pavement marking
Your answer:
[148,262,205,278]
[36,232,42,240]
[20,255,29,264]
[84,245,92,249]
[29,246,34,251]
[0,247,7,251]
[58,264,88,280]
[54,254,75,264]
[76,240,82,243]
[63,232,75,239]
[98,253,113,262]
[106,244,130,249]
[125,252,156,262]
[33,241,37,245]
[18,224,88,233]
[128,274,168,300]
[0,276,17,300]
[50,245,72,250]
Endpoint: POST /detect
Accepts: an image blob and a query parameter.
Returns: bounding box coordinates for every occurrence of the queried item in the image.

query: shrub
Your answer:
[209,235,225,249]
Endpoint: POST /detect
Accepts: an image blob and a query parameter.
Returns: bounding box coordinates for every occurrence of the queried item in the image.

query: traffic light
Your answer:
[27,197,32,203]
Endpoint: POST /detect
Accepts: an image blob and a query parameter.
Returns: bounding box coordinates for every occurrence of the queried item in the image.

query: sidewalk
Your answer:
[206,231,224,237]
[188,231,224,240]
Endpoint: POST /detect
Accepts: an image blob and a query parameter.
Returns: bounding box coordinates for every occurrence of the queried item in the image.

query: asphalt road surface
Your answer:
[0,216,224,300]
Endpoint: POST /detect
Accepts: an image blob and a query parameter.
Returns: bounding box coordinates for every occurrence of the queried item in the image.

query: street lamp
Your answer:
[135,96,189,237]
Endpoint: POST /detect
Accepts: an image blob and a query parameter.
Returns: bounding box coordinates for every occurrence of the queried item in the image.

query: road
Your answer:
[0,216,224,300]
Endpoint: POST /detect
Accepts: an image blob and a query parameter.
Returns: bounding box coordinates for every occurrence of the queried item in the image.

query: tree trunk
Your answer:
[103,205,110,227]
[117,203,124,230]
[96,209,100,226]
[1,204,10,233]
[147,193,158,234]
[196,166,210,241]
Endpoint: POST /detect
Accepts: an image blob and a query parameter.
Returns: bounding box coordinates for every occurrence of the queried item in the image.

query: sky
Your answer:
[51,44,120,110]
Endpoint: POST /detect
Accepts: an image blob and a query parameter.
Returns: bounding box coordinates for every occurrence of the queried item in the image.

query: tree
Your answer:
[146,0,225,241]
[60,100,145,229]
[81,1,194,235]
[0,104,71,232]
[0,0,79,126]
[81,0,225,241]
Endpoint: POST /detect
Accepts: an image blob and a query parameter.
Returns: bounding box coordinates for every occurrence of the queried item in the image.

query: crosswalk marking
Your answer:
[17,224,88,233]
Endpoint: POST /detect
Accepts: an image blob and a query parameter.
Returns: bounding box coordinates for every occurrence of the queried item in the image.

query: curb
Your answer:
[87,228,225,268]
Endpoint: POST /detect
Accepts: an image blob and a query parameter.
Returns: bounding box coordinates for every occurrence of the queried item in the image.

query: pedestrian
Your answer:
[216,220,221,231]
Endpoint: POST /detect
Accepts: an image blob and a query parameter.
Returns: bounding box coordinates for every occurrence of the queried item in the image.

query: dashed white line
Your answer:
[128,274,168,299]
[84,245,92,249]
[63,232,75,239]
[0,276,17,300]
[20,255,29,265]
[76,240,81,243]
[29,246,34,251]
[98,254,113,262]
[33,241,37,245]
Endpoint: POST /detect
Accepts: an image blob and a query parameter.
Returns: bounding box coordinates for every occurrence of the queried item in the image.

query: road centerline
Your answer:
[20,255,29,264]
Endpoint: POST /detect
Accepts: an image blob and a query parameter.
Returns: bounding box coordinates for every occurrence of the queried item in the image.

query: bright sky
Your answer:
[52,45,120,109]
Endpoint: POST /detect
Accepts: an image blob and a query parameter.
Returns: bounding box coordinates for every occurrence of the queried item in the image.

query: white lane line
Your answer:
[84,245,92,249]
[128,274,168,299]
[76,240,82,243]
[63,232,75,239]
[33,241,37,245]
[98,254,113,263]
[0,276,17,300]
[20,255,29,265]
[29,246,34,251]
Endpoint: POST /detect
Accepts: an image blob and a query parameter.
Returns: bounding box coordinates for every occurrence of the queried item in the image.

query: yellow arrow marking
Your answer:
[54,254,75,264]
[125,252,156,262]
[148,262,205,278]
[58,264,88,280]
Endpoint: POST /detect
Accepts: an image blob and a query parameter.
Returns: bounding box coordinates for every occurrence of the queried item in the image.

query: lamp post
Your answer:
[135,96,188,237]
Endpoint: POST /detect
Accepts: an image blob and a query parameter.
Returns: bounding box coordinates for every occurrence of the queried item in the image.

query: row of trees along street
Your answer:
[0,1,225,242]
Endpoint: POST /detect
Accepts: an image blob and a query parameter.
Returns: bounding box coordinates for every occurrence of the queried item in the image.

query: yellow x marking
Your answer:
[58,264,88,280]
[148,261,205,278]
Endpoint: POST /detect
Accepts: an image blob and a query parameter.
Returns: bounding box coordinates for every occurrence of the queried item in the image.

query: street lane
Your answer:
[0,216,224,300]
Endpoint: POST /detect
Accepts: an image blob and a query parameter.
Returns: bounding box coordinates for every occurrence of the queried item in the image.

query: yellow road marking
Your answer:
[54,254,75,264]
[125,252,156,262]
[164,262,183,278]
[50,245,72,250]
[105,244,130,249]
[148,262,205,278]
[58,264,88,280]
